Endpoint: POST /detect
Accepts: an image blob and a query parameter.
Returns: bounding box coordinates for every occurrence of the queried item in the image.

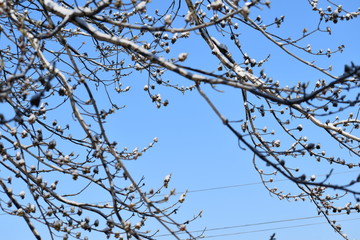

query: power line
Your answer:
[87,169,359,204]
[0,170,358,219]
[201,217,360,239]
[0,169,358,213]
[156,212,354,237]
[174,169,360,196]
[53,169,360,206]
[1,170,359,239]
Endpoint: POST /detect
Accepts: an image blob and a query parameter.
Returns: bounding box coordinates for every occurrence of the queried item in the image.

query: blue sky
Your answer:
[1,1,360,240]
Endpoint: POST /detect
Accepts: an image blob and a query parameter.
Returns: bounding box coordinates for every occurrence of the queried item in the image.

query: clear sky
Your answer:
[1,1,360,240]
